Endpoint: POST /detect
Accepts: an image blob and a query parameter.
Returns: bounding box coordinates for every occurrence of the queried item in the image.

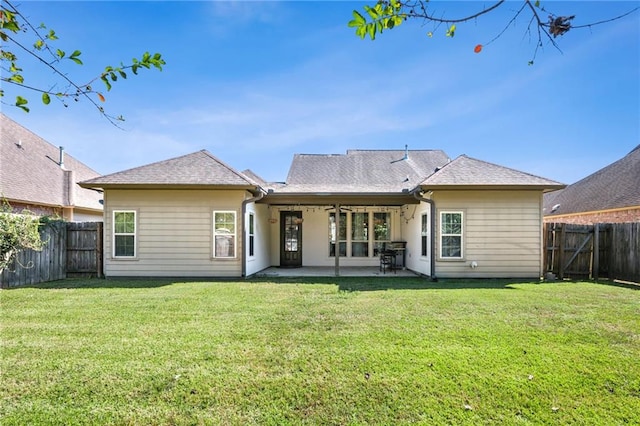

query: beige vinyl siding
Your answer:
[433,190,543,278]
[103,189,245,277]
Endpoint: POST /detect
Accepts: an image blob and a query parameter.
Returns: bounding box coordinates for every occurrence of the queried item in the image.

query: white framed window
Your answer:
[248,212,255,257]
[328,212,347,257]
[421,213,428,257]
[351,212,369,257]
[113,210,136,258]
[373,212,391,256]
[440,211,463,259]
[214,211,236,258]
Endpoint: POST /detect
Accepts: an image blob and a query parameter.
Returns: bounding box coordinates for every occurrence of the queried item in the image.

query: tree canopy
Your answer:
[349,1,638,64]
[0,0,165,125]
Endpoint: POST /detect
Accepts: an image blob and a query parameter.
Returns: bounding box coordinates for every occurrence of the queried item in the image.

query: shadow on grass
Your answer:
[249,276,539,291]
[5,277,241,290]
[9,277,591,292]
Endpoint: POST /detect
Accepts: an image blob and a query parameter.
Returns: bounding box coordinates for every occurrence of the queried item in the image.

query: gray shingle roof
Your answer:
[80,150,256,188]
[0,113,102,212]
[543,145,640,216]
[420,155,565,189]
[279,149,450,193]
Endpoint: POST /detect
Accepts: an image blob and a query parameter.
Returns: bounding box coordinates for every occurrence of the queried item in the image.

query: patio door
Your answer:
[280,211,302,268]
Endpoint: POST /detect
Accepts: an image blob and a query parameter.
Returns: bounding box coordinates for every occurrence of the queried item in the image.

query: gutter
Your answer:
[241,188,266,278]
[412,189,437,281]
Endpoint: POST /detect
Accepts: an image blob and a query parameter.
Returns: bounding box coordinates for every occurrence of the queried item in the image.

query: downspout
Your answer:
[413,189,437,281]
[241,188,266,278]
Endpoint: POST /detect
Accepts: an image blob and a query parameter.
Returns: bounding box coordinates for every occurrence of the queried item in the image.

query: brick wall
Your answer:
[544,207,640,225]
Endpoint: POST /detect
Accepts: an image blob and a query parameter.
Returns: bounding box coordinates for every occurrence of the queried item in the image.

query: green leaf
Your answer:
[42,93,50,105]
[387,17,395,29]
[364,5,378,20]
[56,49,65,59]
[446,24,456,37]
[348,10,366,27]
[34,39,44,50]
[110,72,117,82]
[15,96,29,112]
[118,70,127,79]
[101,75,112,91]
[46,29,58,40]
[131,64,139,75]
[366,22,376,40]
[356,25,366,39]
[69,57,83,65]
[9,74,24,84]
[534,0,540,7]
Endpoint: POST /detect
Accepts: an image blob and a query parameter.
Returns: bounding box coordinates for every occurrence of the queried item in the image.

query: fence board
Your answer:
[1,221,102,288]
[66,222,102,278]
[1,221,67,287]
[545,222,640,283]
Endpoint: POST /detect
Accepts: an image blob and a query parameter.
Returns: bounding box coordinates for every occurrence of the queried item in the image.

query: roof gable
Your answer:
[420,155,565,189]
[0,113,102,211]
[80,150,255,188]
[544,145,640,215]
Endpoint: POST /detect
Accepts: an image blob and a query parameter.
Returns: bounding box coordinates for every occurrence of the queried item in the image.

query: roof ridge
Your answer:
[200,150,254,186]
[457,154,564,183]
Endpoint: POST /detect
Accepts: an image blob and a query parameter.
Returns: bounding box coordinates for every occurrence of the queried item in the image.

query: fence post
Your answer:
[558,224,565,280]
[592,223,599,280]
[97,222,103,278]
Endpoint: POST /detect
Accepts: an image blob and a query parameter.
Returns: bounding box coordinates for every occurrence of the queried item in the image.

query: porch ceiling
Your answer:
[258,193,419,206]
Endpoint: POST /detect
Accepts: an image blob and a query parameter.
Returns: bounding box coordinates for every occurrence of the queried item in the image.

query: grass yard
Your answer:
[1,277,639,425]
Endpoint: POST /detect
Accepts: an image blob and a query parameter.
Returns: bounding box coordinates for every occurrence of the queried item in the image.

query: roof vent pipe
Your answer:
[59,146,65,169]
[404,144,408,160]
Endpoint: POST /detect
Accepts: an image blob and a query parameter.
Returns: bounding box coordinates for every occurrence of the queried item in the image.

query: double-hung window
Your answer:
[113,210,136,257]
[214,211,236,258]
[440,211,463,259]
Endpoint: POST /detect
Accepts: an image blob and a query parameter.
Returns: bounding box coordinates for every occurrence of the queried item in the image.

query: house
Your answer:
[0,113,103,221]
[80,148,564,279]
[543,145,640,224]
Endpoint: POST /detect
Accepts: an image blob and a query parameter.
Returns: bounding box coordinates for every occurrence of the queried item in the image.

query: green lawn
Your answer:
[1,277,639,425]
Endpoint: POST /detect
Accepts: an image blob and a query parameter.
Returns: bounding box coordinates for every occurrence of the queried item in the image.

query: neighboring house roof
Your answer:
[543,145,640,216]
[80,150,259,191]
[420,155,565,191]
[0,113,102,212]
[280,149,450,193]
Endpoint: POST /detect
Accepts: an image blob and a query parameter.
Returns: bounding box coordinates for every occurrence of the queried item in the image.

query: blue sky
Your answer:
[3,1,639,184]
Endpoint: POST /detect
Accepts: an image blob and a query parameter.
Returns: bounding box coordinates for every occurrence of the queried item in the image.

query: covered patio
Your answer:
[254,266,420,278]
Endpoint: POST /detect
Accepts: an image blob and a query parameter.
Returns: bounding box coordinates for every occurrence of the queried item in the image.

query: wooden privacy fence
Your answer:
[544,222,640,283]
[1,221,103,288]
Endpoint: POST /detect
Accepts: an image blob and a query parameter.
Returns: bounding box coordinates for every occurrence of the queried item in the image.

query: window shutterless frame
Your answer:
[440,211,463,259]
[213,211,237,258]
[248,212,255,258]
[421,213,428,257]
[113,210,136,258]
